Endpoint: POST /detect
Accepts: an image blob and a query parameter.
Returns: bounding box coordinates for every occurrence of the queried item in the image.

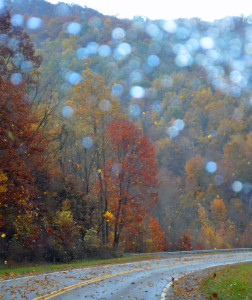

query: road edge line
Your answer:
[160,260,252,300]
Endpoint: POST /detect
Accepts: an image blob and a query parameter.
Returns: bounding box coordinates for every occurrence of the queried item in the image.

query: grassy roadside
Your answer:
[201,262,252,299]
[0,254,163,278]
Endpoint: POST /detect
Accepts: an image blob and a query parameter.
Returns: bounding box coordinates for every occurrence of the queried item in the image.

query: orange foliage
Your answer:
[148,216,166,252]
[0,77,46,231]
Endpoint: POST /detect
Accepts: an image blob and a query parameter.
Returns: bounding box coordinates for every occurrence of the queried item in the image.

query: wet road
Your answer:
[1,251,252,300]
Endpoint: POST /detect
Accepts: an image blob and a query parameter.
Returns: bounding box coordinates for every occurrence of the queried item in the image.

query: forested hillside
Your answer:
[0,0,251,262]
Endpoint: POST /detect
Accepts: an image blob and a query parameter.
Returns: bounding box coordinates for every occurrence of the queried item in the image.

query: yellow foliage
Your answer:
[210,198,227,222]
[103,211,113,219]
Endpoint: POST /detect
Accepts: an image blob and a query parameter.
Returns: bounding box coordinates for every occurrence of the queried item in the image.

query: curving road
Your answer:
[1,251,252,300]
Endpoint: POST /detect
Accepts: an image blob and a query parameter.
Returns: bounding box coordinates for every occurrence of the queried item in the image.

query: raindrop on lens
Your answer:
[87,42,98,55]
[200,37,214,49]
[152,101,163,113]
[0,0,5,10]
[175,53,193,67]
[65,71,81,85]
[129,71,142,83]
[10,73,22,85]
[98,45,111,57]
[62,106,74,118]
[13,53,24,67]
[76,48,89,60]
[111,27,125,41]
[117,42,132,57]
[162,20,177,33]
[67,22,81,35]
[0,34,8,46]
[242,182,252,194]
[147,55,160,67]
[173,119,185,131]
[130,86,145,98]
[82,137,93,149]
[27,17,42,30]
[146,24,161,39]
[232,181,242,192]
[111,84,123,96]
[206,161,217,173]
[129,104,141,117]
[167,126,179,138]
[11,14,24,27]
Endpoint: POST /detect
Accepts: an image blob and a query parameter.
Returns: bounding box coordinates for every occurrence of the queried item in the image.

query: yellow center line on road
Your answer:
[32,255,247,300]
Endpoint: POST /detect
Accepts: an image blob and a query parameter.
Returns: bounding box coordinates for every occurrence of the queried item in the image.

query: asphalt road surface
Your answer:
[1,251,252,300]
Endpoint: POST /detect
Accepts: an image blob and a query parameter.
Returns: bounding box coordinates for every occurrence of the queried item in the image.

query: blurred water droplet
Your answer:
[147,55,160,67]
[111,27,125,41]
[0,34,8,46]
[167,126,179,138]
[87,42,99,55]
[175,52,193,67]
[173,119,185,131]
[27,17,42,30]
[82,137,94,149]
[232,181,243,192]
[146,23,162,40]
[111,84,123,96]
[242,182,252,194]
[162,20,177,33]
[98,45,111,57]
[76,48,89,60]
[152,100,163,113]
[8,38,19,51]
[65,71,82,85]
[67,22,81,35]
[129,71,142,83]
[200,37,214,49]
[62,106,74,118]
[10,73,22,85]
[130,86,145,98]
[11,14,24,27]
[176,27,190,40]
[13,53,24,67]
[206,161,217,173]
[117,42,132,57]
[0,0,5,11]
[129,104,141,117]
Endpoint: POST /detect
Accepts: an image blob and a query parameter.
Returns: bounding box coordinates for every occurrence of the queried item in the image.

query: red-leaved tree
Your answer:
[104,119,158,251]
[0,77,47,256]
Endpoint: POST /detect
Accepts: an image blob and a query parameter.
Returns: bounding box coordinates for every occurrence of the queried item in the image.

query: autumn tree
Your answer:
[0,77,47,259]
[62,68,119,243]
[148,216,166,252]
[105,119,158,251]
[0,10,42,94]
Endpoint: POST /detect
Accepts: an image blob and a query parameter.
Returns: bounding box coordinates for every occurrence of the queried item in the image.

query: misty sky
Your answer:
[47,0,251,21]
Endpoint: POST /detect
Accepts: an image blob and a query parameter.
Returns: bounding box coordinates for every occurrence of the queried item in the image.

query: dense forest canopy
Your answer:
[0,0,251,262]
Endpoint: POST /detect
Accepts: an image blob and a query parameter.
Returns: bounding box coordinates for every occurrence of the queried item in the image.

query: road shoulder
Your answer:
[164,265,229,299]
